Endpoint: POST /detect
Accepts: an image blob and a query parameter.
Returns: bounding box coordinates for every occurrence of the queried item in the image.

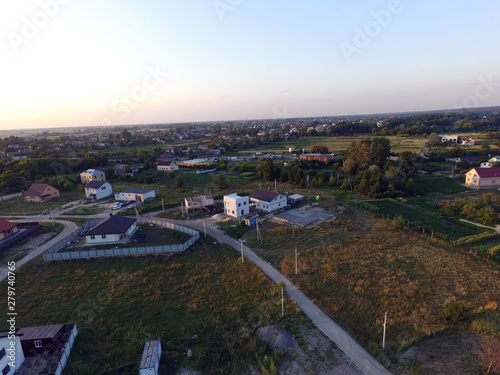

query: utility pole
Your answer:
[256,219,262,243]
[240,240,244,264]
[295,247,298,275]
[181,201,184,217]
[162,198,165,212]
[382,311,387,350]
[274,178,277,192]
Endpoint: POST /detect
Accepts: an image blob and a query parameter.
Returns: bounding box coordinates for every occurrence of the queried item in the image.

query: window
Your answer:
[2,364,10,375]
[238,203,241,207]
[0,348,5,360]
[243,202,246,205]
[241,210,244,215]
[90,235,95,239]
[34,340,42,348]
[101,235,107,239]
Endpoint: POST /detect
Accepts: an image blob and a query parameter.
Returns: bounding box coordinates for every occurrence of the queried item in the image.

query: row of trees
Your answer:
[438,194,499,226]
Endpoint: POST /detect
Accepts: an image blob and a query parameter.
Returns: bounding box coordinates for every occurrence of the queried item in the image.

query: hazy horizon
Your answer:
[2,1,500,130]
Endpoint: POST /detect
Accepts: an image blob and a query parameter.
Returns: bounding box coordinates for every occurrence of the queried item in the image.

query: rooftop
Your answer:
[139,340,161,369]
[25,183,54,197]
[85,181,109,189]
[81,169,105,175]
[250,189,280,202]
[121,188,155,194]
[473,167,500,178]
[0,218,18,233]
[86,216,136,236]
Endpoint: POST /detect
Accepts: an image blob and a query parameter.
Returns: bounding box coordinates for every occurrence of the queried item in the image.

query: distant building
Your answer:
[24,183,60,202]
[461,137,475,146]
[440,135,459,144]
[157,160,179,172]
[299,154,335,162]
[139,340,162,375]
[249,189,287,213]
[488,156,500,164]
[480,162,493,168]
[287,194,304,205]
[115,188,156,203]
[80,169,106,184]
[223,193,249,218]
[465,167,500,189]
[113,164,130,176]
[184,195,215,214]
[84,181,113,200]
[85,216,137,245]
[0,330,25,374]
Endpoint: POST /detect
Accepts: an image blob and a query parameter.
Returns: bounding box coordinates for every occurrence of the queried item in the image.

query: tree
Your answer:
[175,175,184,187]
[187,149,195,159]
[214,175,229,189]
[256,158,278,181]
[427,133,441,147]
[342,159,356,191]
[311,145,329,154]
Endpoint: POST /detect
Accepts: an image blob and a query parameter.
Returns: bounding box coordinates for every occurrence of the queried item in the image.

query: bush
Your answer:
[441,302,467,323]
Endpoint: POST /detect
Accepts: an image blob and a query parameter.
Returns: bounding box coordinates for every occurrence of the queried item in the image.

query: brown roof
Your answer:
[25,183,55,197]
[250,189,280,202]
[0,219,18,233]
[17,324,65,340]
[158,160,173,166]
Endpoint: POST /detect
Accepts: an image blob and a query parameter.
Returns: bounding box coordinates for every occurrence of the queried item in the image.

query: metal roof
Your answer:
[0,218,18,233]
[250,189,280,203]
[86,216,136,236]
[85,181,109,189]
[25,183,55,197]
[473,167,500,178]
[17,324,65,340]
[121,188,154,194]
[139,340,161,369]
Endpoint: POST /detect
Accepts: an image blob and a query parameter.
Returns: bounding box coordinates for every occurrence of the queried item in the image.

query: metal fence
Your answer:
[44,219,103,255]
[44,217,199,261]
[54,324,78,375]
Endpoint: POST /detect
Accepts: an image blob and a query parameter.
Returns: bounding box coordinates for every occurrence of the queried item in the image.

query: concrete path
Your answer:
[0,219,77,282]
[459,218,500,232]
[169,219,392,375]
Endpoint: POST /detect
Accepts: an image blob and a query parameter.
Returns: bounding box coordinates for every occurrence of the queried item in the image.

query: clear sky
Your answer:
[1,0,500,130]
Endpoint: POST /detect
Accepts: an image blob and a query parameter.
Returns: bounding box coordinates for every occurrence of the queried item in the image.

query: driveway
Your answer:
[168,218,392,375]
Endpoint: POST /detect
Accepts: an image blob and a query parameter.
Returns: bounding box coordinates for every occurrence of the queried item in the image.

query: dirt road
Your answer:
[169,219,392,375]
[0,219,77,282]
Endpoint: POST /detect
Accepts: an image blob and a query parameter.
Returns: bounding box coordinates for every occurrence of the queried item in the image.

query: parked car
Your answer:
[83,200,91,204]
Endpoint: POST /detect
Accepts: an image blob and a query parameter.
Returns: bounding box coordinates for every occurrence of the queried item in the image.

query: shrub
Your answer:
[441,302,467,323]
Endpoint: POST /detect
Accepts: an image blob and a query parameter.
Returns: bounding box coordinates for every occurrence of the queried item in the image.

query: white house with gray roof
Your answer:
[115,188,156,202]
[84,181,113,200]
[85,216,137,245]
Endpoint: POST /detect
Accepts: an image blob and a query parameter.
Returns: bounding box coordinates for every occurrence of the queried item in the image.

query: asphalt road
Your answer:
[0,219,78,282]
[169,218,392,375]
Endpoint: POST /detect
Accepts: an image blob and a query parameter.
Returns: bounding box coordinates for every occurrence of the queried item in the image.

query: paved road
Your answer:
[0,219,77,282]
[0,192,22,201]
[169,219,392,375]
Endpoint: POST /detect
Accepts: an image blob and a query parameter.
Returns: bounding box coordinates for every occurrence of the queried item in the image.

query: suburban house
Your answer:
[223,193,249,218]
[85,216,137,245]
[480,162,493,168]
[457,156,479,164]
[461,137,475,146]
[24,183,60,202]
[299,154,335,162]
[115,189,156,203]
[287,194,304,205]
[0,219,18,241]
[440,135,459,144]
[184,195,215,214]
[84,181,113,200]
[489,156,500,164]
[249,189,287,213]
[80,169,106,184]
[157,160,179,172]
[0,330,25,374]
[17,324,76,355]
[113,164,131,176]
[139,340,162,375]
[465,167,500,189]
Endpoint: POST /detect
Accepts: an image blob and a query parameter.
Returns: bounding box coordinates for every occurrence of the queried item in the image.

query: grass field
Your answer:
[240,136,427,154]
[0,190,84,216]
[0,238,302,375]
[278,219,500,373]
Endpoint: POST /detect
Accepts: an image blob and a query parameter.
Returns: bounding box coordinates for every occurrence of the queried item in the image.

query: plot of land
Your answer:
[274,209,334,227]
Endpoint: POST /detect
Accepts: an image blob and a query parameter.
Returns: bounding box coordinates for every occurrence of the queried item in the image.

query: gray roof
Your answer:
[121,188,154,194]
[86,216,136,236]
[250,189,280,203]
[85,181,109,189]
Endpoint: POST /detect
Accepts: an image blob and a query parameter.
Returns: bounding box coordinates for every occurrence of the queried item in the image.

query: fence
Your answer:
[44,217,199,261]
[54,324,78,375]
[0,222,43,253]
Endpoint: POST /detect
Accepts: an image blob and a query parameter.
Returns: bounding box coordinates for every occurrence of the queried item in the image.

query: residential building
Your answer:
[80,169,106,184]
[84,181,113,200]
[113,164,131,176]
[0,219,18,241]
[85,216,137,245]
[24,183,60,202]
[287,194,304,205]
[223,193,249,218]
[157,160,179,172]
[0,330,25,375]
[17,324,75,355]
[461,137,475,146]
[249,189,287,213]
[139,340,162,375]
[465,167,500,189]
[480,162,493,168]
[440,135,459,144]
[115,189,156,202]
[184,195,215,214]
[488,156,500,164]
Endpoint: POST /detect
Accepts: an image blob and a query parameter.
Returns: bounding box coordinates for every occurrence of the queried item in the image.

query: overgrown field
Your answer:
[0,239,299,374]
[279,220,500,373]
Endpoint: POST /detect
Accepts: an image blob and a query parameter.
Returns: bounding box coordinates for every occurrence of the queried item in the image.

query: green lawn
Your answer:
[0,190,84,216]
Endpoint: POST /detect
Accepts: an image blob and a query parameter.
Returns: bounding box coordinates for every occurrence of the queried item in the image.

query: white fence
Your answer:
[44,217,199,261]
[54,324,78,375]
